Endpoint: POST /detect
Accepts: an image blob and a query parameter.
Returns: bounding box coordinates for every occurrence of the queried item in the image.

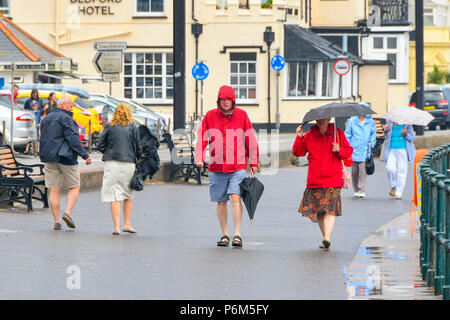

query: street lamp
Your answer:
[263,26,274,47]
[263,27,275,130]
[191,23,203,119]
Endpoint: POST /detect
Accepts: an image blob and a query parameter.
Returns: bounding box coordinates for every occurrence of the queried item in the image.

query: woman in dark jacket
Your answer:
[24,88,44,111]
[98,104,141,235]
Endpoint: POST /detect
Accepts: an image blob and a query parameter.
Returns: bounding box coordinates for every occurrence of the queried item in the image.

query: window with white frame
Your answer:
[0,0,9,15]
[424,5,448,26]
[287,62,335,98]
[424,7,434,26]
[230,53,257,103]
[217,0,227,10]
[372,36,399,81]
[135,0,164,16]
[239,0,249,9]
[124,52,173,103]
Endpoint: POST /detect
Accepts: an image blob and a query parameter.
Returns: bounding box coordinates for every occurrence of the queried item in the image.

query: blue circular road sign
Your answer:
[192,63,209,81]
[271,55,285,71]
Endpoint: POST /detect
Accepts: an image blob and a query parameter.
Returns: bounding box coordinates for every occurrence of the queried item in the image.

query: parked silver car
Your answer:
[0,94,35,149]
[88,95,164,139]
[120,98,171,131]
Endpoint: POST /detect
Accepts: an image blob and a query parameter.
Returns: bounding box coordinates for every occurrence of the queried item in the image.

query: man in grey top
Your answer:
[40,96,92,230]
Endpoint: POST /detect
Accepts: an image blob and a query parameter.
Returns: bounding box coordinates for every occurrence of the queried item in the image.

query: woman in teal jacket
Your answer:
[344,114,377,198]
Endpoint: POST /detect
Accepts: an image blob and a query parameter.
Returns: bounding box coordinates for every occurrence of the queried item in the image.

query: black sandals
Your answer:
[232,235,243,248]
[217,235,230,247]
[320,239,331,249]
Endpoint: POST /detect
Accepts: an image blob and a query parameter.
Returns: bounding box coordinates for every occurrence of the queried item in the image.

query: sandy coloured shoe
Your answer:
[122,227,137,234]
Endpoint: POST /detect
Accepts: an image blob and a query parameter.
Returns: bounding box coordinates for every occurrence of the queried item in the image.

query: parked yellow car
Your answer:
[16,91,103,135]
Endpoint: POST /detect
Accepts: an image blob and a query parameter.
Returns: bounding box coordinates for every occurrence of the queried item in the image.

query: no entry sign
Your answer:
[334,59,351,76]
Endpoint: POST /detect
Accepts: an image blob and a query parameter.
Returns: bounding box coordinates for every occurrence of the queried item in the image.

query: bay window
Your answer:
[287,62,335,98]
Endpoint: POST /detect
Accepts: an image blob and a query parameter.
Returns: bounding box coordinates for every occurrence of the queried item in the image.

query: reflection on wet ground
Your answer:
[344,213,440,300]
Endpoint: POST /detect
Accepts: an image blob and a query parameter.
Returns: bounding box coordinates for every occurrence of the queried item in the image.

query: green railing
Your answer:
[419,143,450,300]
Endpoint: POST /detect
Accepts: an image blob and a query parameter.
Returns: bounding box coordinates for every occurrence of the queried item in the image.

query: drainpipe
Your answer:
[309,0,312,27]
[192,0,198,22]
[55,0,59,52]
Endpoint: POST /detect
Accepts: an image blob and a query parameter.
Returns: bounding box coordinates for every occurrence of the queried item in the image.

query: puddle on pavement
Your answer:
[344,223,440,300]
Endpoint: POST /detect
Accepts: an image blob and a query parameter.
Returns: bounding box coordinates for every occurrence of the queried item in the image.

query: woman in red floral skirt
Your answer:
[293,118,353,249]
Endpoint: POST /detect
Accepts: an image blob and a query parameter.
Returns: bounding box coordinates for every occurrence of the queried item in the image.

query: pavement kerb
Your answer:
[75,132,449,192]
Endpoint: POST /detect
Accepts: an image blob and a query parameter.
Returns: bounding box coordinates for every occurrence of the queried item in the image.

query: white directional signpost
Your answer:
[334,58,351,102]
[192,61,209,117]
[93,51,122,74]
[93,42,127,95]
[271,53,285,130]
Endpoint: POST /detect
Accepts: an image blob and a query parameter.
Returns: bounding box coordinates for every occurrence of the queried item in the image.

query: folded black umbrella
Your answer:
[240,176,264,224]
[301,102,376,125]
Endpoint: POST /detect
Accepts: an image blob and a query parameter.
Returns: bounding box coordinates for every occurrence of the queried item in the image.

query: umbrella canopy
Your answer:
[384,106,435,126]
[301,102,376,125]
[240,176,264,223]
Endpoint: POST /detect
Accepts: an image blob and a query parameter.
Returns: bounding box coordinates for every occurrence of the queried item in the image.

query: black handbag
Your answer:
[130,165,144,191]
[130,131,144,191]
[365,144,375,175]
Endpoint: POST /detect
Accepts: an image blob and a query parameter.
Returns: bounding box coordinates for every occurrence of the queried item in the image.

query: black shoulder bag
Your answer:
[130,127,145,191]
[365,144,375,175]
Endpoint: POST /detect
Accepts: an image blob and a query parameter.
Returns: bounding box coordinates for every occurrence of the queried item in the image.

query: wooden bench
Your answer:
[0,145,49,211]
[162,133,208,185]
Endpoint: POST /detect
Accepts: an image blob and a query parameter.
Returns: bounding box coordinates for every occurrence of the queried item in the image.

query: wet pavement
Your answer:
[0,160,440,300]
[344,213,439,300]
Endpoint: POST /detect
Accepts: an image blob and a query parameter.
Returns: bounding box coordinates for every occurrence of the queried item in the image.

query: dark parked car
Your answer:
[409,85,450,130]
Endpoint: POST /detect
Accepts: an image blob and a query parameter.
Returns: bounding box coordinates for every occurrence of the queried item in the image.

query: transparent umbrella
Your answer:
[384,106,435,126]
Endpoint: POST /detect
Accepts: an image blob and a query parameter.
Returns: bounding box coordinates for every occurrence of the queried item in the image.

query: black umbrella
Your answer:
[301,102,376,125]
[240,175,264,224]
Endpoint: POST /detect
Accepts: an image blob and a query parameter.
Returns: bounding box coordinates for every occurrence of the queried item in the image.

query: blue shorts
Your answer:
[209,170,246,202]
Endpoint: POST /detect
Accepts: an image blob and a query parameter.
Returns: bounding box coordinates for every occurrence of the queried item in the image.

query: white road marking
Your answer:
[0,229,19,234]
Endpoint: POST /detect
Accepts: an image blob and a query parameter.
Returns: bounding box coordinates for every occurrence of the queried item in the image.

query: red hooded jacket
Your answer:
[292,123,353,188]
[195,85,259,173]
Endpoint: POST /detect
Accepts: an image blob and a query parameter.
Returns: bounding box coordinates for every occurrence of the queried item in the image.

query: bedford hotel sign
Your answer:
[70,0,122,15]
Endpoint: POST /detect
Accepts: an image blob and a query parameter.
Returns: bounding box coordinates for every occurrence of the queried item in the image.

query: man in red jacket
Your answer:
[195,85,259,248]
